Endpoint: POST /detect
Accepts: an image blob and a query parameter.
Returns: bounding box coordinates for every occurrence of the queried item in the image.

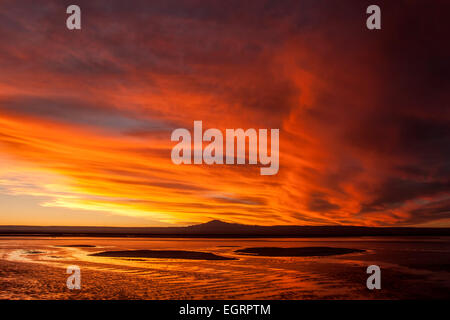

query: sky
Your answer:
[0,0,449,227]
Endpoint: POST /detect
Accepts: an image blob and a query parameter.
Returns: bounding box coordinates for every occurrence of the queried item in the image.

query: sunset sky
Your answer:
[0,0,449,227]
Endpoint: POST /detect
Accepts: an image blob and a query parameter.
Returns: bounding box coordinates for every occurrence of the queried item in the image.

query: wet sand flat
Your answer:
[1,237,449,299]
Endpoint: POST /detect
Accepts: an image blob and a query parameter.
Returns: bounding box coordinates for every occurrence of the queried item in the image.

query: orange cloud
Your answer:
[0,0,449,227]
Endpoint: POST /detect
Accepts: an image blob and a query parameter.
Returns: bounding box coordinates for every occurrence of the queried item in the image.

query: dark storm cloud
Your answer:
[361,178,450,212]
[405,198,450,225]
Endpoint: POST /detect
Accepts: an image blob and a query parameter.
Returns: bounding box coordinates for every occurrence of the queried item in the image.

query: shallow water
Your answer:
[0,236,449,299]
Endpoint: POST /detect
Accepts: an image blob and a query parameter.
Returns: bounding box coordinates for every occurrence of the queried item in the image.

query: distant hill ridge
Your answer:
[0,219,449,237]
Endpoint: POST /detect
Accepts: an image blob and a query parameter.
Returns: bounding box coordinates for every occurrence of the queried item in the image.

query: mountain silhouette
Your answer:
[0,219,449,237]
[186,220,250,231]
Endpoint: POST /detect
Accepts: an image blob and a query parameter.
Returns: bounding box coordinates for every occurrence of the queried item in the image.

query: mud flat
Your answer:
[235,247,364,257]
[90,249,236,260]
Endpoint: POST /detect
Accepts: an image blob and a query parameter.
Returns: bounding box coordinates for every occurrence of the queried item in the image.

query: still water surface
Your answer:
[0,236,449,299]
